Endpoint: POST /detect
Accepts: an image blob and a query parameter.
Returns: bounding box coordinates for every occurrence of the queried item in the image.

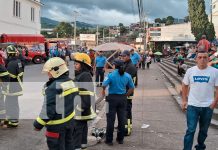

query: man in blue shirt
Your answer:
[130,49,141,87]
[94,51,107,87]
[102,59,134,146]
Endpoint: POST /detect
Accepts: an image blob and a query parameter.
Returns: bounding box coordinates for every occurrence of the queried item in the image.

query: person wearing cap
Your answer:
[94,51,107,87]
[197,35,211,52]
[120,50,137,136]
[33,57,79,150]
[2,45,24,128]
[101,59,134,145]
[72,53,96,150]
[130,49,141,87]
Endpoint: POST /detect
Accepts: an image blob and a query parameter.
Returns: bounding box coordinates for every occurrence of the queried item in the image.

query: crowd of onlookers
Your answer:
[170,35,218,77]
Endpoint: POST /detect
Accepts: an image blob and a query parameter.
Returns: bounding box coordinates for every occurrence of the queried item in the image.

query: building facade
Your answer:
[0,0,42,34]
[212,0,218,37]
[148,23,195,42]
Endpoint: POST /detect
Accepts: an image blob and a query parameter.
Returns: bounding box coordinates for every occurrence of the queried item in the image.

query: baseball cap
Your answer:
[120,50,130,56]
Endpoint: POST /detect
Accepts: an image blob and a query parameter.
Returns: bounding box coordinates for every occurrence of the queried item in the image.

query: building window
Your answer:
[31,7,35,22]
[13,0,21,17]
[213,4,216,9]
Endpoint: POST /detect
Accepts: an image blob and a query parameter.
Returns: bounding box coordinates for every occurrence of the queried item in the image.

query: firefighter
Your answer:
[120,50,137,136]
[2,45,24,128]
[33,57,79,150]
[0,63,9,126]
[72,53,96,150]
[102,59,134,145]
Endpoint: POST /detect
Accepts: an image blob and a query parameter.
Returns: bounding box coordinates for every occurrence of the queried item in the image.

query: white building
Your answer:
[0,0,42,34]
[212,0,218,37]
[149,23,195,42]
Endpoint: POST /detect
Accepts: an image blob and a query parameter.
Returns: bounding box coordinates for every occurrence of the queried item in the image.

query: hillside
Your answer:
[41,17,95,29]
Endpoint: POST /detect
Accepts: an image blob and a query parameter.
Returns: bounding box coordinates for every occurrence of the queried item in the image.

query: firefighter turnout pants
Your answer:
[125,98,133,136]
[5,95,19,126]
[0,92,6,121]
[45,120,74,150]
[106,94,127,143]
[72,120,88,150]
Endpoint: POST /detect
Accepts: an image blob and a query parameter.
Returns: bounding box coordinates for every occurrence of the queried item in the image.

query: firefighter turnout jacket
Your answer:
[2,57,24,96]
[74,71,96,120]
[33,74,79,129]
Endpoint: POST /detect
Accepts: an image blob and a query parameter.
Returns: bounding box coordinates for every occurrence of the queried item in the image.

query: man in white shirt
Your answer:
[182,49,218,150]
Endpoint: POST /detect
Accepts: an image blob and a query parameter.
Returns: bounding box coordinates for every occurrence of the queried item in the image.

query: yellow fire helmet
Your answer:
[73,53,92,68]
[42,57,69,78]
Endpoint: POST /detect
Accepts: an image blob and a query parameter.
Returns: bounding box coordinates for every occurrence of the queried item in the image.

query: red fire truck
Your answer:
[0,34,47,64]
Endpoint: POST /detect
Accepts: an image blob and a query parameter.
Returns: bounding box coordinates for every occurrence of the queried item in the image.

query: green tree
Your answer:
[166,16,174,25]
[119,23,128,36]
[184,16,190,22]
[188,0,215,41]
[154,18,162,23]
[54,22,73,38]
[161,18,167,23]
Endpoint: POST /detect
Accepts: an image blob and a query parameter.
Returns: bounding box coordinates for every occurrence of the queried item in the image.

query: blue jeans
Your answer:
[183,105,213,150]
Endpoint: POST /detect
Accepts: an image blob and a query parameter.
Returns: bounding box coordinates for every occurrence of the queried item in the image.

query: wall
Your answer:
[151,23,195,42]
[0,0,41,34]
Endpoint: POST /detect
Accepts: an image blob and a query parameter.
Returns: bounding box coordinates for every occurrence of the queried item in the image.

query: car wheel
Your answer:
[33,56,42,64]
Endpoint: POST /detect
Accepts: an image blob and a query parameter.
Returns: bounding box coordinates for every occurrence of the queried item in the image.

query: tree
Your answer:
[118,23,128,36]
[166,16,174,25]
[154,18,162,23]
[188,0,215,41]
[161,18,167,23]
[54,22,73,38]
[184,16,190,22]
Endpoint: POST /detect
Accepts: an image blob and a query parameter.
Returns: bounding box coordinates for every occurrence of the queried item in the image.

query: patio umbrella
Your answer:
[154,52,163,55]
[93,42,135,51]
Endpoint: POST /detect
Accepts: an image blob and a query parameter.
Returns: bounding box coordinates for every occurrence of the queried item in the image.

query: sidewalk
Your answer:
[88,63,218,150]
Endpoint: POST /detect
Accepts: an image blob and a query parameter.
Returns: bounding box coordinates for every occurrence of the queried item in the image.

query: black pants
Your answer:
[147,62,151,69]
[141,62,145,69]
[95,67,104,85]
[72,120,88,150]
[135,68,138,86]
[106,94,127,142]
[46,120,74,150]
[125,99,132,136]
[178,66,186,76]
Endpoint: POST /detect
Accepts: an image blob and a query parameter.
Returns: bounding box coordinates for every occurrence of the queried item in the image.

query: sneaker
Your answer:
[104,141,113,146]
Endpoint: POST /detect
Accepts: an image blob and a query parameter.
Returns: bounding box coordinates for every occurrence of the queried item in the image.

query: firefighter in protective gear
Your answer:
[0,64,9,126]
[33,57,79,150]
[2,45,24,128]
[72,53,96,150]
[120,50,137,136]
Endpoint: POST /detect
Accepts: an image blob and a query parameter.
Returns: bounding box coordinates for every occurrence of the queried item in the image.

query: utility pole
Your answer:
[103,28,105,43]
[73,11,79,45]
[210,0,213,23]
[96,25,99,45]
[109,28,111,43]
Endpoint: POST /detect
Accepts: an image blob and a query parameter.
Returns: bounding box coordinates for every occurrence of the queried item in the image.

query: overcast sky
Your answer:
[41,0,211,26]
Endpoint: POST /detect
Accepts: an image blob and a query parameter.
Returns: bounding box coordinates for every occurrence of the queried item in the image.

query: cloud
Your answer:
[41,0,211,26]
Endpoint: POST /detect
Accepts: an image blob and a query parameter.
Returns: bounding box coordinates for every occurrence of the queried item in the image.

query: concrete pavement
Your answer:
[0,63,217,150]
[88,63,218,150]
